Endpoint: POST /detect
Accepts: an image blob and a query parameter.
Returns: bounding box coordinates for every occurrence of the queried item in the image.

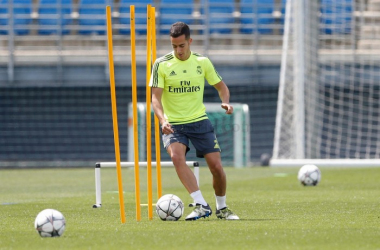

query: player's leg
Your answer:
[186,119,239,220]
[204,152,226,196]
[187,120,226,198]
[204,152,239,220]
[163,131,212,221]
[167,142,198,193]
[167,143,212,220]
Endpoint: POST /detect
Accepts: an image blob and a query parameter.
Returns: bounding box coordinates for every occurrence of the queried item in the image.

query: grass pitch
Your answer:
[0,166,379,250]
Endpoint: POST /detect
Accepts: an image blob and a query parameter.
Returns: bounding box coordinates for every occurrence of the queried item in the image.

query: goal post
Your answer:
[271,0,380,167]
[128,102,251,167]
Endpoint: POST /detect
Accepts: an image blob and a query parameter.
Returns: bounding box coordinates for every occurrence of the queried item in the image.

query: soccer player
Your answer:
[149,22,239,220]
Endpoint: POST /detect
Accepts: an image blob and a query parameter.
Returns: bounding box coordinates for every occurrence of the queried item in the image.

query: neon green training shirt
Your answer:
[149,51,222,125]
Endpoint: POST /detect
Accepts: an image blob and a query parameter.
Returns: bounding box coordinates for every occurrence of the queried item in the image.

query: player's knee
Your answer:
[209,163,224,177]
[170,152,186,165]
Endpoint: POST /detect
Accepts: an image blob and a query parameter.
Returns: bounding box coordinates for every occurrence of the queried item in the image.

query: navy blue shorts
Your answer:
[162,119,221,158]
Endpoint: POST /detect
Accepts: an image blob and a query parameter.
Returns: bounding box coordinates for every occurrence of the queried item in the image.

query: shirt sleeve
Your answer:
[149,60,165,88]
[204,58,222,86]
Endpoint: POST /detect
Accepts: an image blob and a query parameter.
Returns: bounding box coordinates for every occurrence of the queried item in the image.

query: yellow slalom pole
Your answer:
[130,5,141,222]
[106,5,126,224]
[151,7,162,200]
[146,4,153,220]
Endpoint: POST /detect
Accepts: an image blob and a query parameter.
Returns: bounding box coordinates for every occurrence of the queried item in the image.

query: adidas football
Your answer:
[298,164,321,186]
[156,194,184,221]
[34,209,66,237]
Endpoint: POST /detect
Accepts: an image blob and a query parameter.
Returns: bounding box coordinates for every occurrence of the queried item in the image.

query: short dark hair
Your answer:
[170,22,190,39]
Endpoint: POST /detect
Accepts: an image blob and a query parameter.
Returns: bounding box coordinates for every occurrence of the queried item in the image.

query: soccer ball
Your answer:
[155,194,184,221]
[34,209,66,237]
[297,164,321,186]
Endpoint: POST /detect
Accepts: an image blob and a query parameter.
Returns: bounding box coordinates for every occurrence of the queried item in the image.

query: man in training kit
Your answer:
[149,22,239,220]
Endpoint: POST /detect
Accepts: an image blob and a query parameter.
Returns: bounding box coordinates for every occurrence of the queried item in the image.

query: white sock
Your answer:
[215,195,227,210]
[190,190,207,206]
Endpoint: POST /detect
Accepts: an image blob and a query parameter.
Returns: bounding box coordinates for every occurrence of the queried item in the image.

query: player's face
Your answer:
[171,34,192,61]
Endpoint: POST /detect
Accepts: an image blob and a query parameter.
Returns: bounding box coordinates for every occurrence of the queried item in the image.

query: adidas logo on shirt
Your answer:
[169,71,177,76]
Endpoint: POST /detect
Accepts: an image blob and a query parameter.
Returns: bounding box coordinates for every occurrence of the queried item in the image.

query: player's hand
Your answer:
[221,103,233,114]
[161,121,174,134]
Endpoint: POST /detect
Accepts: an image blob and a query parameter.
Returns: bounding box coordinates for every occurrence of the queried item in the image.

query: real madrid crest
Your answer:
[196,66,202,75]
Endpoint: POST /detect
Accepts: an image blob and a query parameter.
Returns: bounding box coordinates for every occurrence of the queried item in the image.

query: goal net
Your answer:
[128,102,250,167]
[271,0,380,167]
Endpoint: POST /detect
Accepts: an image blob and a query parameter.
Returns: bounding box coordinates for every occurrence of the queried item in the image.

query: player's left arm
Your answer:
[213,81,233,115]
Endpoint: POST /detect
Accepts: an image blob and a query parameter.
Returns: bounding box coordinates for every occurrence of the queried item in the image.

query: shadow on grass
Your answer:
[232,218,282,222]
[178,218,282,222]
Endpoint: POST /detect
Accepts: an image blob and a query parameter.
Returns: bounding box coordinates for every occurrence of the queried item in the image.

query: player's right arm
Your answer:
[151,87,173,134]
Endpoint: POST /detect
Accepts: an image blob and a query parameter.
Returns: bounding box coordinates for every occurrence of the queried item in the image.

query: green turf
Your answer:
[0,166,379,250]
